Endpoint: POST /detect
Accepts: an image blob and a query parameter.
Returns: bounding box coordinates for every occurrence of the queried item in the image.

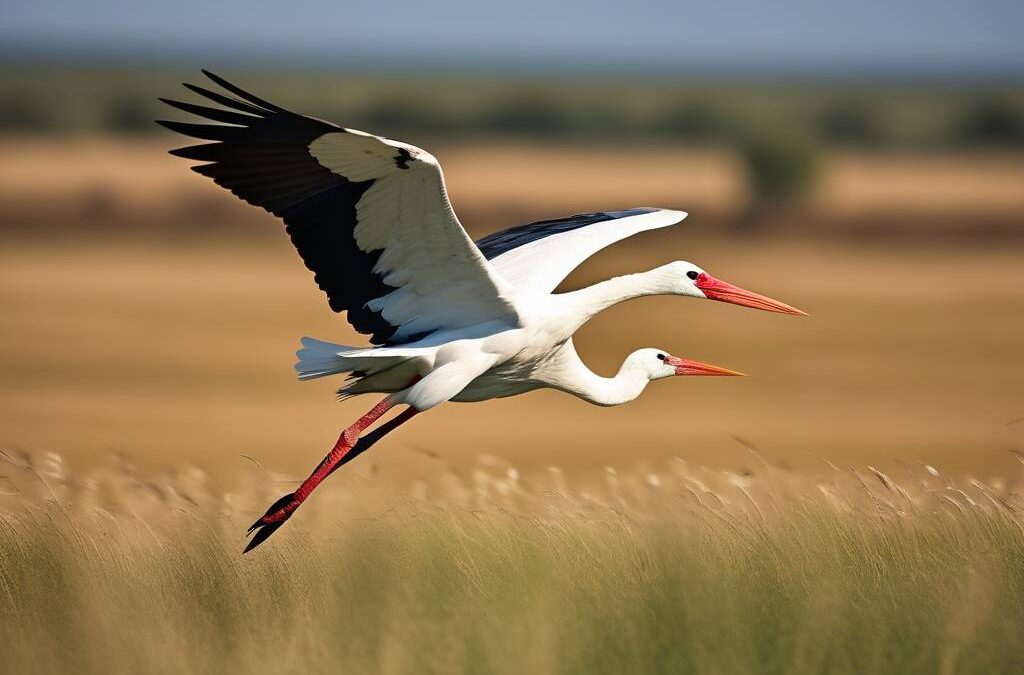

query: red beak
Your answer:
[695,273,807,316]
[665,356,746,377]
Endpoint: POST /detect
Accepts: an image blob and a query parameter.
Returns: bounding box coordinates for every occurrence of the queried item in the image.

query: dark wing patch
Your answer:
[394,147,414,170]
[475,208,657,260]
[158,71,408,345]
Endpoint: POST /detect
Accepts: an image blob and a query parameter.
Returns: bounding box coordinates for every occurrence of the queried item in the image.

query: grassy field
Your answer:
[2,450,1023,675]
[1,102,1023,674]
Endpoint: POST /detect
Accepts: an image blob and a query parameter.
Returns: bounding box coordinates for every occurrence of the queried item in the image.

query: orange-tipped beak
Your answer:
[695,273,807,316]
[665,356,746,377]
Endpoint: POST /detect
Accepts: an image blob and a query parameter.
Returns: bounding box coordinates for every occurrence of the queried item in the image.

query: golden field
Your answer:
[0,121,1023,675]
[2,136,1024,228]
[1,136,1022,484]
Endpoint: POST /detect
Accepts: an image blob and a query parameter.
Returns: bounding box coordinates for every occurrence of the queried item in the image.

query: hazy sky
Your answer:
[2,0,1021,75]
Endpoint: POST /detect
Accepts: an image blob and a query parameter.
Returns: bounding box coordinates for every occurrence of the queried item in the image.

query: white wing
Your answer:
[477,208,687,295]
[160,70,520,345]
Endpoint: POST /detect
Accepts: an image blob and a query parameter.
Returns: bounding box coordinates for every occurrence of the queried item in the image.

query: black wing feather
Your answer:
[201,69,291,114]
[475,208,656,260]
[182,82,269,116]
[159,71,405,345]
[156,119,253,141]
[158,98,259,126]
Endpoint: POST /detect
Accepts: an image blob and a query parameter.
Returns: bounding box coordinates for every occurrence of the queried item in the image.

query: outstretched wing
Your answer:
[476,208,687,294]
[159,70,520,345]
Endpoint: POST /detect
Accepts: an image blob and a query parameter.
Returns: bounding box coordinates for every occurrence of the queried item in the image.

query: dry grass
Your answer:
[2,449,1023,675]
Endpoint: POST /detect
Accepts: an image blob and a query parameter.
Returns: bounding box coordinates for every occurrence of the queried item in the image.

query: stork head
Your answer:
[665,261,807,316]
[632,348,745,381]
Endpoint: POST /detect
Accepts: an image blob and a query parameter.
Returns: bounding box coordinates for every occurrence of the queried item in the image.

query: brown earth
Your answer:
[2,234,1022,484]
[1,135,1022,483]
[1,136,1022,238]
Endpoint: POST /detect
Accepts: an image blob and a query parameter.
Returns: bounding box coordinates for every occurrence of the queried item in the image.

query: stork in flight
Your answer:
[158,71,806,551]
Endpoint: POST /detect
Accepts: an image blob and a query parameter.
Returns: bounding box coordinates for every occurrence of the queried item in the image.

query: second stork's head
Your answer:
[629,348,746,381]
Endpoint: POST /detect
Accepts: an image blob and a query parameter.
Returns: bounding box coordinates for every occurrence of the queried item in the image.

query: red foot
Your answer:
[253,498,299,526]
[244,492,299,552]
[243,435,359,553]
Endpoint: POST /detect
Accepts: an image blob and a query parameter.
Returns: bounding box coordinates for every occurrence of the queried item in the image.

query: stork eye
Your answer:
[686,270,699,280]
[657,353,666,361]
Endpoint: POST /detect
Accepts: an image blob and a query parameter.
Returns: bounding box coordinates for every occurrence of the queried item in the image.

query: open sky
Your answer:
[1,0,1021,76]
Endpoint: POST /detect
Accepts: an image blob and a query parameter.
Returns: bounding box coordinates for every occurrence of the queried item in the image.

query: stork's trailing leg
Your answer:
[245,357,493,553]
[244,397,419,552]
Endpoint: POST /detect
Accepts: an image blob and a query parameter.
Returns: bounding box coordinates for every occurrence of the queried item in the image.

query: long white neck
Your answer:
[553,265,681,336]
[549,340,651,407]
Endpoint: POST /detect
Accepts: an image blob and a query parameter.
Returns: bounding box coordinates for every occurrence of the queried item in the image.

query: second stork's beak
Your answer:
[665,356,746,377]
[695,272,807,316]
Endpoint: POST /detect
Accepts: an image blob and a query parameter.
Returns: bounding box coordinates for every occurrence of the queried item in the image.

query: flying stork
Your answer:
[158,71,806,551]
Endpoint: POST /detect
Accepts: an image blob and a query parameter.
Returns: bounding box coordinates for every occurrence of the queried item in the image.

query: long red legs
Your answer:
[326,407,420,478]
[244,397,421,553]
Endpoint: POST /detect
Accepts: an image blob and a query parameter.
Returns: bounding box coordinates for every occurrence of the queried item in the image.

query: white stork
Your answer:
[158,71,806,551]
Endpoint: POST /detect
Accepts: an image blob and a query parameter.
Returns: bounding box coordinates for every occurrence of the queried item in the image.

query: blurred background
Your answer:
[1,0,1022,483]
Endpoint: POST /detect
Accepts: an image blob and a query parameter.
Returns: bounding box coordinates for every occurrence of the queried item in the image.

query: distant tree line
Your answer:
[2,82,1022,149]
[1,73,1020,225]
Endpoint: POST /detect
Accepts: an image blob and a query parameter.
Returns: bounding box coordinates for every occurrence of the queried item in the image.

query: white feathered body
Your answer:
[296,307,571,406]
[296,255,697,409]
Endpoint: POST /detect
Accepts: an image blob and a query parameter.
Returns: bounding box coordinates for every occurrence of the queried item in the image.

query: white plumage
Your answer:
[159,71,806,551]
[486,208,686,294]
[309,132,522,342]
